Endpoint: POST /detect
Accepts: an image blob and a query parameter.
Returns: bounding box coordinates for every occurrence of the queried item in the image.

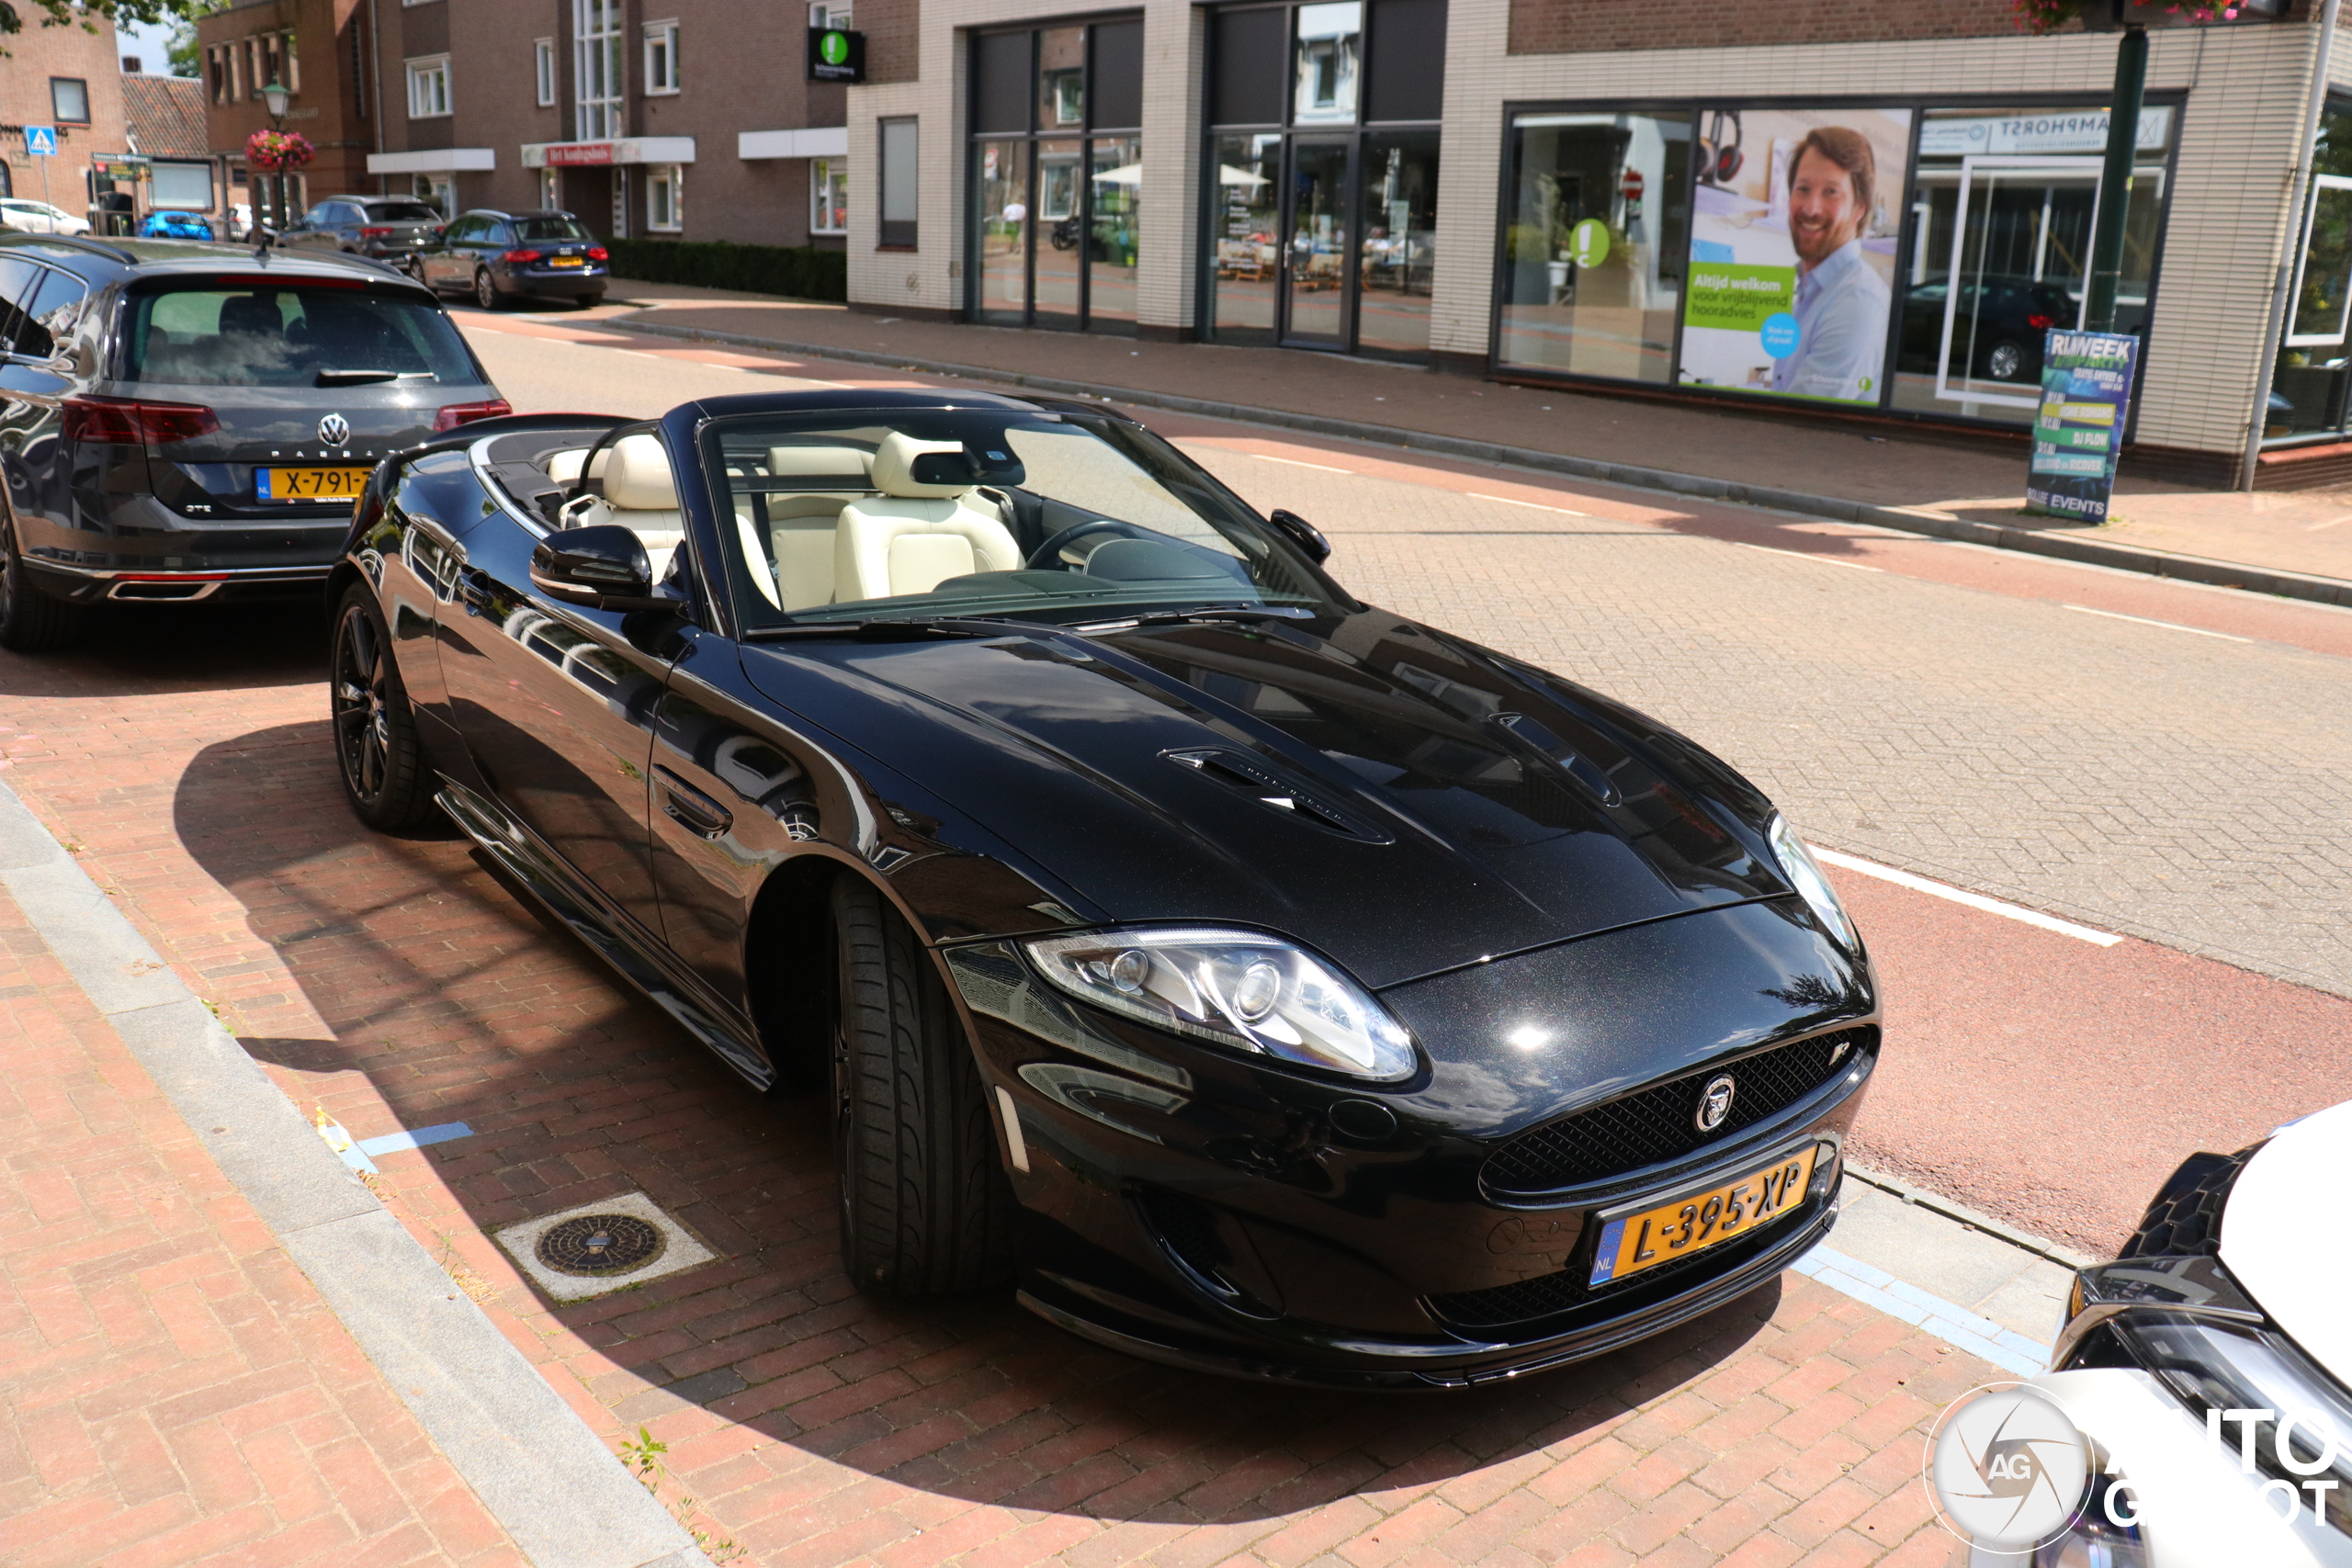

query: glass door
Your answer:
[1934,156,2099,411]
[1282,139,1353,347]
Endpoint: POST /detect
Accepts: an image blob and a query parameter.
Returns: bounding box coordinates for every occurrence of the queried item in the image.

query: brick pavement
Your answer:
[0,874,525,1568]
[0,598,2003,1563]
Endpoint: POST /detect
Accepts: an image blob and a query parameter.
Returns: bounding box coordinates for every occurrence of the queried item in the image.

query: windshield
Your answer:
[122,283,482,387]
[366,201,445,223]
[514,216,593,242]
[700,409,1338,626]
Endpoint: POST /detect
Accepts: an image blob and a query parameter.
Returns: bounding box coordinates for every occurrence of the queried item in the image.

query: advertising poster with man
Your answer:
[1677,107,1913,406]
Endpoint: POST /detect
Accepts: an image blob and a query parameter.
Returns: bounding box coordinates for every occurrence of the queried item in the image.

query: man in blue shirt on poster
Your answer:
[1771,127,1889,403]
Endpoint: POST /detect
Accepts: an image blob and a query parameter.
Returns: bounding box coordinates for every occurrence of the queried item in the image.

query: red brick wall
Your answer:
[859,0,920,85]
[1508,0,2033,56]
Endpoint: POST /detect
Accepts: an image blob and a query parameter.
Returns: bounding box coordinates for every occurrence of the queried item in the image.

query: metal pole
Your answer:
[2085,23,2150,333]
[2242,0,2341,491]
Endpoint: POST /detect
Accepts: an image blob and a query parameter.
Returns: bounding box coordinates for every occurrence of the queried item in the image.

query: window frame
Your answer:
[878,116,919,249]
[574,0,625,141]
[49,77,90,125]
[643,19,680,96]
[809,157,848,235]
[405,55,453,119]
[647,164,684,232]
[535,38,558,107]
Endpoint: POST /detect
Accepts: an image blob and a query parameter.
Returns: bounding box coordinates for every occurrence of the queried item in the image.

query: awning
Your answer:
[521,137,696,169]
[368,148,497,175]
[739,127,848,161]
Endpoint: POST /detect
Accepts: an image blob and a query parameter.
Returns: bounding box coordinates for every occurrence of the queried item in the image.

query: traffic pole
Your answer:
[2084,21,2149,333]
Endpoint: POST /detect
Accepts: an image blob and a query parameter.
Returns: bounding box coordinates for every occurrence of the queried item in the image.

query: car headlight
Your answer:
[1767,814,1858,951]
[2102,1310,2352,1537]
[1022,927,1418,1082]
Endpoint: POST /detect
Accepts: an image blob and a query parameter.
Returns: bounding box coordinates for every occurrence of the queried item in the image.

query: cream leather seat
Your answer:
[757,446,876,609]
[834,434,1020,603]
[545,446,612,486]
[571,434,686,581]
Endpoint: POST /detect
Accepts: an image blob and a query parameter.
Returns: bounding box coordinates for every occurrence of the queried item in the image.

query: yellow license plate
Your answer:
[1589,1144,1821,1285]
[550,256,585,267]
[259,467,370,501]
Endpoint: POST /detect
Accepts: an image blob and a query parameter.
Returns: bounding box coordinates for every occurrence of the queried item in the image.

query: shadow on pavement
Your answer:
[0,599,326,699]
[172,719,1781,1531]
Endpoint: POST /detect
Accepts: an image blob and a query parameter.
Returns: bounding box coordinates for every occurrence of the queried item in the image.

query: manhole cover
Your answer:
[535,1213,667,1277]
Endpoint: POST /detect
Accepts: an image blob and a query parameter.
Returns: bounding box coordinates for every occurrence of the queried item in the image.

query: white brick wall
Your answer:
[854,3,2327,456]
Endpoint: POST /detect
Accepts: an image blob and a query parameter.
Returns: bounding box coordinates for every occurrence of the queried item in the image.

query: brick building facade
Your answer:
[197,0,375,224]
[0,14,130,217]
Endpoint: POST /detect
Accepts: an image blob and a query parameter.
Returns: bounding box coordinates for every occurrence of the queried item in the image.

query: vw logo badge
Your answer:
[1694,1073,1736,1134]
[317,413,351,447]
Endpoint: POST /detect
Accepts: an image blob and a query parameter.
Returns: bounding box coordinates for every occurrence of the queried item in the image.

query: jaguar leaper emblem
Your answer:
[1695,1073,1736,1133]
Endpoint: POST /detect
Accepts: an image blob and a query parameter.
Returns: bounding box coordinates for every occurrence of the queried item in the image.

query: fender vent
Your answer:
[1162,749,1392,843]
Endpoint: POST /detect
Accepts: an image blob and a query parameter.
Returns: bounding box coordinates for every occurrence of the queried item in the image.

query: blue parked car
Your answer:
[137,210,215,241]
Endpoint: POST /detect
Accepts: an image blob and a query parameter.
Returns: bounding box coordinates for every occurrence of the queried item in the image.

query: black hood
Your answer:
[741,607,1794,990]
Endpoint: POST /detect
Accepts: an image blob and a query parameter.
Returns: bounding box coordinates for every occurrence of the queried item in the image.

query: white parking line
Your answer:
[1253,453,1353,473]
[2062,604,2250,642]
[1806,845,2123,946]
[1739,543,1881,571]
[1467,492,1587,516]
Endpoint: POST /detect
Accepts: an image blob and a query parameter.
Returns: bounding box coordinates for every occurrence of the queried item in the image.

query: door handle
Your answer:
[654,766,732,839]
[458,570,495,614]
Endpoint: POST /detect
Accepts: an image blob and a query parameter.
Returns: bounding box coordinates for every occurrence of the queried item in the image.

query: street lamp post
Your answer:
[260,80,290,231]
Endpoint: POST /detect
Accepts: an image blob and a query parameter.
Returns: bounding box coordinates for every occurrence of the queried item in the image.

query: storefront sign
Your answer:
[1918,107,2171,158]
[2026,331,2138,523]
[808,27,865,83]
[543,141,616,167]
[1677,106,1913,407]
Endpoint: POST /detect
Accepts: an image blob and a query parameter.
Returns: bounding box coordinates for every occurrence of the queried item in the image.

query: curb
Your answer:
[0,779,712,1568]
[1844,1162,2099,1272]
[597,311,2352,612]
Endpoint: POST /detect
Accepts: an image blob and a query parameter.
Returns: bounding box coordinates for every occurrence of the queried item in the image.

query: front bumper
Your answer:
[944,899,1876,1386]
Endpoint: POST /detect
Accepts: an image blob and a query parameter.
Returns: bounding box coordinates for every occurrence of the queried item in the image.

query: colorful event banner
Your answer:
[1677,107,1912,407]
[2025,331,2139,523]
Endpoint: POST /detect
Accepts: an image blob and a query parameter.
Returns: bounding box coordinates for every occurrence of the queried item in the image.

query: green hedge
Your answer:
[605,238,848,302]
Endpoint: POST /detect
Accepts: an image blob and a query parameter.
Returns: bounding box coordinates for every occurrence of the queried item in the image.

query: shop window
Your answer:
[1498,114,1690,383]
[1091,21,1142,133]
[50,78,90,124]
[1211,8,1284,129]
[152,162,214,210]
[648,164,684,231]
[1363,0,1442,123]
[644,21,680,96]
[810,158,847,234]
[407,56,451,118]
[1038,28,1084,131]
[2271,102,2352,442]
[536,39,557,107]
[972,32,1031,134]
[879,117,918,248]
[1292,2,1359,127]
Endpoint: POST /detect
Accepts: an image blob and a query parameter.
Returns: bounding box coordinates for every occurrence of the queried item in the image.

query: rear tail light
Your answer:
[502,249,544,265]
[62,395,221,446]
[586,246,609,262]
[2027,312,2055,331]
[358,226,392,238]
[433,399,514,433]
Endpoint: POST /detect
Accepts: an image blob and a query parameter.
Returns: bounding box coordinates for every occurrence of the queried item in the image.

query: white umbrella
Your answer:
[1218,164,1270,187]
[1091,164,1144,186]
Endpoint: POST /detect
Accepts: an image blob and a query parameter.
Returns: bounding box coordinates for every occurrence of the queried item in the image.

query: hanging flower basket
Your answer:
[2012,0,2257,33]
[245,130,315,172]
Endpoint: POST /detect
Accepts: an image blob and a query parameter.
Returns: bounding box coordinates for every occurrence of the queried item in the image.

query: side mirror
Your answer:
[1267,508,1331,564]
[528,525,671,611]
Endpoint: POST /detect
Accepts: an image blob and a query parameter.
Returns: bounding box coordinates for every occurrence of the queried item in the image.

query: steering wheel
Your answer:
[1027,517,1136,571]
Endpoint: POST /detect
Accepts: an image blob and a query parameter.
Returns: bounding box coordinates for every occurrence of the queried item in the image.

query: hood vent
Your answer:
[1163,749,1393,844]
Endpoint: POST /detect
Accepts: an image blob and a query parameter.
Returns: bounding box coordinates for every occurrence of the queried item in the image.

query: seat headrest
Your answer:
[871,432,978,500]
[603,434,676,512]
[546,446,615,484]
[768,446,875,481]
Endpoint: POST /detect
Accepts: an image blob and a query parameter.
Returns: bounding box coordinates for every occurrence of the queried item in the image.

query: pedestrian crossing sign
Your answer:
[24,126,57,156]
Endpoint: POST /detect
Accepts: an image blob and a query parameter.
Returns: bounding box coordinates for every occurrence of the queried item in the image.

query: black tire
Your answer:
[0,507,84,653]
[330,585,438,831]
[1984,339,2028,382]
[473,269,502,311]
[830,875,1014,1296]
[2116,1144,2261,1259]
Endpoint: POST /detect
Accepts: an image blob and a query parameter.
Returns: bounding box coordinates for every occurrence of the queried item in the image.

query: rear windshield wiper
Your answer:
[315,367,407,386]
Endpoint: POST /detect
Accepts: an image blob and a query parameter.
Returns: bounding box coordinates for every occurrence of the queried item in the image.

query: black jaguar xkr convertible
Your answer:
[330,390,1880,1386]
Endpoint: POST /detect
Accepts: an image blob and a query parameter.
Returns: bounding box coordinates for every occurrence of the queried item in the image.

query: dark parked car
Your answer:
[414,209,608,310]
[138,210,216,242]
[0,233,510,652]
[1898,276,2076,384]
[280,195,447,270]
[329,391,1879,1386]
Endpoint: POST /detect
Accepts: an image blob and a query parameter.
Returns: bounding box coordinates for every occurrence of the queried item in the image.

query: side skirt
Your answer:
[435,782,775,1090]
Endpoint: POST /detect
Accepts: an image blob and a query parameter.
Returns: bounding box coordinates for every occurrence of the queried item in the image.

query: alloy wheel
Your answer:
[1987,342,2025,382]
[474,269,497,311]
[331,603,393,804]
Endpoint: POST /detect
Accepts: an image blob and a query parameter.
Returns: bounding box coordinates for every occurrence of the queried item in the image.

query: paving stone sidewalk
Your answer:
[0,880,526,1568]
[570,282,2352,592]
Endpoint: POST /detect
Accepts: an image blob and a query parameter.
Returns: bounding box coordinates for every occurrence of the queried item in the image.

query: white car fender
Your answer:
[2030,1368,2352,1567]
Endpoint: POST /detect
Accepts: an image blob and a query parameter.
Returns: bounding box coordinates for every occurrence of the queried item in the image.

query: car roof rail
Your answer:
[1,232,138,266]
